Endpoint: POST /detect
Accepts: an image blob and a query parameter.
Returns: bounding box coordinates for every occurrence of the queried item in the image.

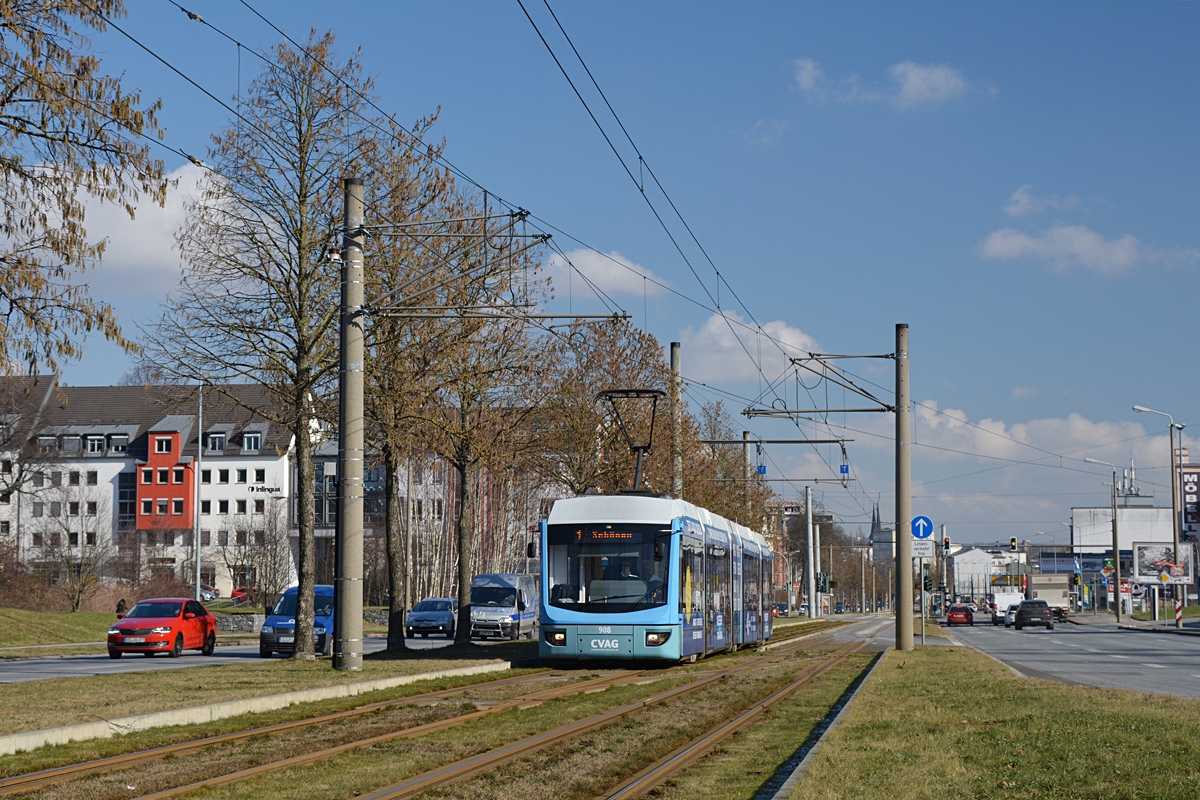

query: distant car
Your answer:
[406,597,459,638]
[798,603,810,616]
[834,603,846,614]
[231,586,259,603]
[1004,605,1018,628]
[1013,599,1054,631]
[968,602,978,613]
[947,604,974,626]
[772,603,789,618]
[261,585,335,657]
[200,585,218,602]
[108,598,217,659]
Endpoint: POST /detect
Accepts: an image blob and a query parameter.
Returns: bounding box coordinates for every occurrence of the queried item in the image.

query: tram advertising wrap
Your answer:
[539,494,774,662]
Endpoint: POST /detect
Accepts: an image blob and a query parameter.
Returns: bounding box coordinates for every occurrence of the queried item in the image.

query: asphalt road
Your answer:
[947,619,1200,698]
[0,635,454,684]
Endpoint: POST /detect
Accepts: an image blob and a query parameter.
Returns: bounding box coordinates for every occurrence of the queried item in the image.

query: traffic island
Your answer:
[787,644,1200,798]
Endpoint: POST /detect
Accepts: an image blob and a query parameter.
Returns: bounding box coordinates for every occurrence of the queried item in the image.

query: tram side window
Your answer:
[708,542,730,623]
[744,553,759,615]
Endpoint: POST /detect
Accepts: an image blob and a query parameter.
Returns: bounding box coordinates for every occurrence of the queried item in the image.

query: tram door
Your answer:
[731,532,743,647]
[706,526,730,652]
[762,553,773,639]
[679,528,705,658]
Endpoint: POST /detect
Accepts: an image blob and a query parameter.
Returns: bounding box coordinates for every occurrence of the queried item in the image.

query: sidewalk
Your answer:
[1067,610,1200,636]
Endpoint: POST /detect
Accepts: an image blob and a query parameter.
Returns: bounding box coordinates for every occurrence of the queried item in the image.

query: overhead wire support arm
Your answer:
[743,408,893,417]
[698,438,853,445]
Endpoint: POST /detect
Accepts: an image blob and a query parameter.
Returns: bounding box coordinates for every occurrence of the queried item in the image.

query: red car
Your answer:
[231,586,260,603]
[946,604,974,626]
[108,598,218,659]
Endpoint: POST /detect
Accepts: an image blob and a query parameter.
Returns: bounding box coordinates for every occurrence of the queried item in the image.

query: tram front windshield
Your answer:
[546,523,669,613]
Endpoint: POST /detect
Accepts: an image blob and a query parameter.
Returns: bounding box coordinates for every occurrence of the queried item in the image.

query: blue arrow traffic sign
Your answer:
[911,515,934,539]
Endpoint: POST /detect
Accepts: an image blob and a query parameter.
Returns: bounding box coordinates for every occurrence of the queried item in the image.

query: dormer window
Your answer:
[155,437,172,454]
[86,436,104,454]
[243,433,261,452]
[38,436,55,450]
[208,433,225,453]
[110,435,128,454]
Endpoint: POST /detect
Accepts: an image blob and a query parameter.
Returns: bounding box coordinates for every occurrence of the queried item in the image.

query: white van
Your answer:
[469,574,538,640]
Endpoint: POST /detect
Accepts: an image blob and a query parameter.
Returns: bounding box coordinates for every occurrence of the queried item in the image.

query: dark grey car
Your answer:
[405,598,459,638]
[1013,599,1054,631]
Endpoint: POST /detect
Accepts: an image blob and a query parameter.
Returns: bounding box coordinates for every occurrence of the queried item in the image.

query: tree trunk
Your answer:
[293,393,316,659]
[384,456,407,651]
[453,457,473,644]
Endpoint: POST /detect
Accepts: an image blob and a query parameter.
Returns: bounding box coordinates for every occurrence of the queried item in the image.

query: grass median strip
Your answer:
[0,609,115,648]
[789,645,1200,799]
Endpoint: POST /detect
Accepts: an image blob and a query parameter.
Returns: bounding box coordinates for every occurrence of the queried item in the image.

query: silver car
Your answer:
[1004,605,1018,627]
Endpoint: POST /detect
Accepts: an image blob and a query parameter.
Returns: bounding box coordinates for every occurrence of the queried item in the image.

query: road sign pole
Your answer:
[895,323,913,651]
[920,557,926,646]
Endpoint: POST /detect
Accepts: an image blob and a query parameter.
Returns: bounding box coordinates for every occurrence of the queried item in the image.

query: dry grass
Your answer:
[1,642,532,734]
[790,645,1200,799]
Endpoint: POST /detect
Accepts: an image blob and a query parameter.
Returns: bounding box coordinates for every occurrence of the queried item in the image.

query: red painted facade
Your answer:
[136,430,195,530]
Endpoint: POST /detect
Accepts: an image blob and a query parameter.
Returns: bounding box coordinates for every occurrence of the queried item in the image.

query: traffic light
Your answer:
[1010,537,1017,551]
[1072,574,1081,586]
[831,580,838,590]
[923,574,933,592]
[943,536,951,553]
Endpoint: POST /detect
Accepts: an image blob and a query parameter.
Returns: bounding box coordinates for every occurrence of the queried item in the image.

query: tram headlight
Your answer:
[645,631,670,647]
[547,631,566,646]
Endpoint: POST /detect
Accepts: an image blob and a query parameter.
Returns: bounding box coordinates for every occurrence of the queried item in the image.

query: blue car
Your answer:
[260,585,335,657]
[406,597,459,638]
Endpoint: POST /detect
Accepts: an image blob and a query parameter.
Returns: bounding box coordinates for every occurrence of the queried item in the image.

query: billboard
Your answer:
[1132,542,1194,585]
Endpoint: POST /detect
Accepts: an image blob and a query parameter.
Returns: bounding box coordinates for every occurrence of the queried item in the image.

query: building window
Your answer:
[209,433,226,453]
[254,499,265,514]
[0,493,8,505]
[218,530,229,546]
[255,468,265,483]
[173,468,184,484]
[236,530,247,546]
[69,471,80,486]
[142,469,152,485]
[118,472,136,531]
[162,531,174,546]
[201,530,211,546]
[32,501,44,517]
[254,530,265,546]
[201,500,211,515]
[244,433,261,452]
[110,436,128,454]
[86,531,96,546]
[236,469,247,484]
[202,469,211,484]
[236,499,247,514]
[156,437,172,454]
[146,531,157,546]
[32,531,42,547]
[415,499,423,520]
[156,499,169,516]
[33,472,43,488]
[87,471,97,486]
[184,531,194,548]
[433,498,443,521]
[218,499,229,514]
[0,460,10,474]
[218,469,229,484]
[173,499,184,515]
[69,502,80,516]
[141,499,152,515]
[157,468,168,484]
[87,437,104,454]
[38,436,55,450]
[62,437,80,453]
[87,501,97,516]
[50,471,61,487]
[69,531,79,547]
[431,463,443,485]
[50,502,61,517]
[0,521,8,536]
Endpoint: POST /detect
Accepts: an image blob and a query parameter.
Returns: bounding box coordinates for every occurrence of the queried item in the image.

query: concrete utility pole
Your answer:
[671,342,682,498]
[193,384,203,602]
[1087,457,1122,623]
[806,486,816,619]
[335,177,365,671]
[895,323,913,651]
[743,431,752,515]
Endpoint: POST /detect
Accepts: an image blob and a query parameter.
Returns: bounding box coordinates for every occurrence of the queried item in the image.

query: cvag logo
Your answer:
[590,638,621,649]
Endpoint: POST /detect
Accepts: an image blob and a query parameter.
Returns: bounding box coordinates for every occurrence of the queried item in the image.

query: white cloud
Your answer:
[745,117,788,147]
[887,61,968,107]
[82,162,205,299]
[544,248,670,297]
[679,312,818,382]
[1011,387,1038,400]
[975,225,1141,275]
[1003,184,1081,217]
[793,57,968,107]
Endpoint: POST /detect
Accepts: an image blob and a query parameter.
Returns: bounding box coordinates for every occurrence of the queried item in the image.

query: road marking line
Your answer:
[1142,664,1167,668]
[1109,654,1130,658]
[1086,648,1102,653]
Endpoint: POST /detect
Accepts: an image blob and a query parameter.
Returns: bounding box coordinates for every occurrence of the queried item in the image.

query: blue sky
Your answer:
[66,1,1199,543]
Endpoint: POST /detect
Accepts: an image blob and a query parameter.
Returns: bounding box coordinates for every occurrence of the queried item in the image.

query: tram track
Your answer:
[4,623,852,800]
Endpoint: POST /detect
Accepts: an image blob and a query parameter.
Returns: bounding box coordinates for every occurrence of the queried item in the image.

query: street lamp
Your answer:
[1133,405,1187,628]
[1085,457,1123,622]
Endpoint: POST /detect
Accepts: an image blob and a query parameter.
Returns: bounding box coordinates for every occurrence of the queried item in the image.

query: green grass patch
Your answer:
[0,643,526,734]
[1131,603,1200,622]
[0,608,115,647]
[790,645,1200,799]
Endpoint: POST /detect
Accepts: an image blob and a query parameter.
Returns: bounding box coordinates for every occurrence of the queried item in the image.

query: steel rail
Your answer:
[359,632,849,800]
[0,669,570,796]
[131,669,658,800]
[599,640,865,799]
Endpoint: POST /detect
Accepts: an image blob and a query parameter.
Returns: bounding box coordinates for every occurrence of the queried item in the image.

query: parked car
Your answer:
[1013,599,1055,631]
[199,585,218,602]
[108,598,217,659]
[947,604,974,626]
[260,585,335,657]
[967,602,978,613]
[231,586,260,603]
[1005,605,1019,627]
[406,598,459,638]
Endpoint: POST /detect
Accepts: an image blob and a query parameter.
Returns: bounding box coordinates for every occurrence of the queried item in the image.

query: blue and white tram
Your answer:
[538,494,774,662]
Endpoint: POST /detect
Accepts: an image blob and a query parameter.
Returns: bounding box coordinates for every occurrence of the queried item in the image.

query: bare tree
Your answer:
[0,0,167,376]
[146,32,374,658]
[216,501,293,616]
[28,481,116,611]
